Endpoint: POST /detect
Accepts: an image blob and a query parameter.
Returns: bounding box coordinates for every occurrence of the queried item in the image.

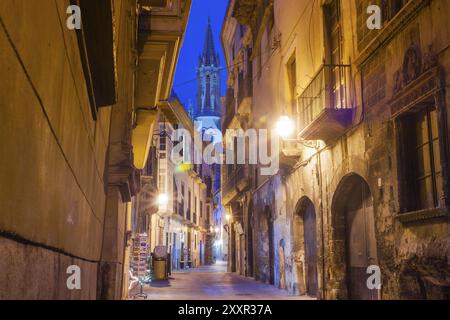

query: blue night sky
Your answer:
[173,0,229,110]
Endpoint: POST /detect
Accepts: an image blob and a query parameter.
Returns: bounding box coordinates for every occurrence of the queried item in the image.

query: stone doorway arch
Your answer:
[247,200,254,277]
[264,205,275,285]
[293,197,318,297]
[331,174,379,300]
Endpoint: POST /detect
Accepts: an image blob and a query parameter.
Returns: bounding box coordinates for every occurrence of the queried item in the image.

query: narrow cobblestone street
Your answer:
[130,262,313,300]
[1,0,450,302]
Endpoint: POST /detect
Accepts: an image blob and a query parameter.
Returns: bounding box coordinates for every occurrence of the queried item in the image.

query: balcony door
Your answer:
[303,203,318,297]
[325,0,346,109]
[345,176,378,300]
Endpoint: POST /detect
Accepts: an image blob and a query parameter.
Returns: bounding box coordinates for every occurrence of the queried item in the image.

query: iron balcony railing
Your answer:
[298,64,352,132]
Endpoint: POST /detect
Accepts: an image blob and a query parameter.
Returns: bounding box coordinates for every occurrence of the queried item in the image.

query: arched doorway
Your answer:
[264,205,275,285]
[233,222,245,276]
[199,240,203,265]
[331,174,378,300]
[293,197,318,297]
[247,201,254,277]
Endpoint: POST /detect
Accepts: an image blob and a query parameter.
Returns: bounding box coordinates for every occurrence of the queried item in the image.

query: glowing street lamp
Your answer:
[275,116,295,139]
[157,193,169,206]
[225,213,231,222]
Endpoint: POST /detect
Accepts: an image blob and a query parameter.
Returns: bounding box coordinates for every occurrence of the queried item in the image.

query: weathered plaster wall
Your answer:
[0,237,98,300]
[0,0,111,299]
[357,2,450,299]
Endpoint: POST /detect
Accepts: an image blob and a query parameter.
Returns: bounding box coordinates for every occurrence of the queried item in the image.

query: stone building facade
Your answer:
[148,98,215,270]
[222,0,449,299]
[0,0,190,299]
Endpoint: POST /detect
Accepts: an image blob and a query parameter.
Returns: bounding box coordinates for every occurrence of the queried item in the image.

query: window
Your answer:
[160,135,166,151]
[206,176,212,195]
[187,191,191,220]
[325,0,345,109]
[382,0,410,22]
[287,55,296,114]
[234,139,238,171]
[257,43,262,79]
[188,191,192,211]
[143,146,156,176]
[325,0,342,65]
[173,178,178,214]
[399,106,442,211]
[200,201,203,218]
[227,163,233,178]
[74,0,116,120]
[159,176,166,192]
[357,0,410,51]
[195,196,198,212]
[173,135,184,158]
[158,225,163,245]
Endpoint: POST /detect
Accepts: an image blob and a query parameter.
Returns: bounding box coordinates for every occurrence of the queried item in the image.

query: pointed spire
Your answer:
[195,18,222,120]
[201,17,218,66]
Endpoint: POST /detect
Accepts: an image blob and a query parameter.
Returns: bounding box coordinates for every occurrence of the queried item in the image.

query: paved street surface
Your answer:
[130,261,313,300]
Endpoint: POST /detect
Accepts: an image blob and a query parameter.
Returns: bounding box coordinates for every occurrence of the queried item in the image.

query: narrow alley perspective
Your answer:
[1,0,450,306]
[129,261,311,300]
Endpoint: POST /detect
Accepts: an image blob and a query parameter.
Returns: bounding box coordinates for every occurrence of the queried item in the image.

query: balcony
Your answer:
[233,0,272,42]
[222,165,250,206]
[133,0,190,169]
[298,64,353,142]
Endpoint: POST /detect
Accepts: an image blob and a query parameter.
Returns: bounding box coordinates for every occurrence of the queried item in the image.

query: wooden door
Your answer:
[303,203,318,297]
[346,179,378,300]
